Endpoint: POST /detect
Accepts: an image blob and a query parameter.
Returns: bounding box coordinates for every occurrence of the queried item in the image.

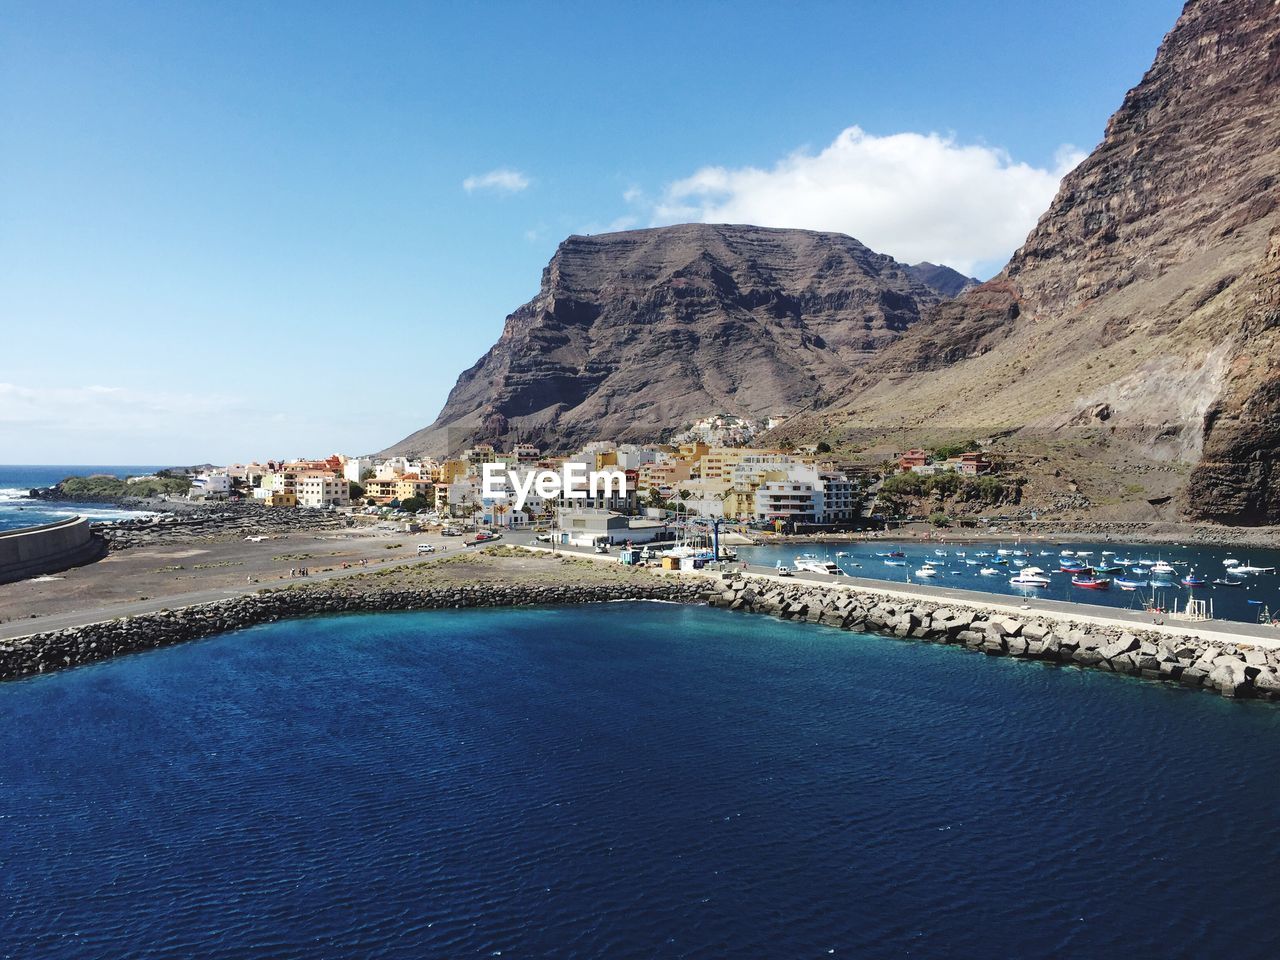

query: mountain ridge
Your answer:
[774,0,1280,523]
[382,224,971,457]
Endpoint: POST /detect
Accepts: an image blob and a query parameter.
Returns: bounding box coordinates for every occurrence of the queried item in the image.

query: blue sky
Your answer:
[1,0,1185,464]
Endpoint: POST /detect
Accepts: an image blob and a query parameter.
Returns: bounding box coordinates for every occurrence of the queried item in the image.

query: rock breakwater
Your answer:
[96,504,350,551]
[0,578,711,682]
[708,576,1280,702]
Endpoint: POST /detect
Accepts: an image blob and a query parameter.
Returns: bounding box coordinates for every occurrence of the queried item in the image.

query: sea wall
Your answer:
[0,578,712,682]
[0,516,105,586]
[707,575,1280,702]
[5,567,1279,702]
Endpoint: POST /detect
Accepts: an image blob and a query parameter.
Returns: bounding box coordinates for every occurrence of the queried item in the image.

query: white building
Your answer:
[614,444,660,471]
[344,457,373,483]
[189,472,232,499]
[754,480,823,524]
[296,474,349,509]
[752,471,859,525]
[819,473,859,524]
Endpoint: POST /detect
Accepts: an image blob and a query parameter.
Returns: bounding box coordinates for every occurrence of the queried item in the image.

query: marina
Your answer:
[736,538,1280,628]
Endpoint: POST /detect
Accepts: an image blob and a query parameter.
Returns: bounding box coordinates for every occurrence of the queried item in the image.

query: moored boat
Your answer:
[1072,575,1111,590]
[1010,567,1051,587]
[794,554,843,576]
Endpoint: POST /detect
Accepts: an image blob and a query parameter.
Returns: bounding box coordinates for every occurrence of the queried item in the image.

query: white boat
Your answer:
[794,554,842,576]
[934,549,948,557]
[1232,563,1275,575]
[914,566,939,577]
[1010,566,1051,587]
[997,548,1012,556]
[979,567,1000,576]
[883,559,907,567]
[1060,550,1075,556]
[1150,560,1176,575]
[1223,558,1241,567]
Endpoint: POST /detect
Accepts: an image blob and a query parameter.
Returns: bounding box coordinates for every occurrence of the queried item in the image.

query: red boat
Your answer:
[1071,575,1111,589]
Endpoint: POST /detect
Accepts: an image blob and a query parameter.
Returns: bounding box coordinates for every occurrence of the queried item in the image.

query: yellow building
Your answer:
[675,441,711,464]
[261,491,296,508]
[436,459,470,484]
[363,477,433,504]
[394,477,432,501]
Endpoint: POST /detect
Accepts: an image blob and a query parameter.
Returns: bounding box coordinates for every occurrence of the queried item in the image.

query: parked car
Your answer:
[416,543,436,555]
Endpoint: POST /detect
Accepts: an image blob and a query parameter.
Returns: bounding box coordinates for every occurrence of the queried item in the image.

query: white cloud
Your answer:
[462,168,531,194]
[649,126,1085,276]
[0,382,380,463]
[0,383,245,434]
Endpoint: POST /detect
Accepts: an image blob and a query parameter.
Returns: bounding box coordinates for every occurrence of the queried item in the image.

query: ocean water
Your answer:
[0,465,164,532]
[740,539,1280,625]
[1,602,1277,959]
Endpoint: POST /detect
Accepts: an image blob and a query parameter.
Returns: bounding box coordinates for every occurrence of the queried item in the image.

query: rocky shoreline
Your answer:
[93,503,352,551]
[0,578,709,682]
[707,576,1280,702]
[3,563,1279,704]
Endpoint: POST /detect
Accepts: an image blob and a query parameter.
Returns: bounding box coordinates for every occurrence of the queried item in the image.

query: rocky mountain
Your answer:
[383,224,964,457]
[781,0,1280,524]
[904,262,978,298]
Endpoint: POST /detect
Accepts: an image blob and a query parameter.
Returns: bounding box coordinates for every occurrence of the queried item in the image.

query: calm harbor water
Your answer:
[2,602,1278,959]
[0,465,161,532]
[739,538,1280,625]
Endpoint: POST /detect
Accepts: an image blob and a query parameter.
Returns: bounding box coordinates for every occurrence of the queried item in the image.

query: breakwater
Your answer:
[707,575,1280,701]
[0,516,105,585]
[5,564,1280,703]
[0,578,710,682]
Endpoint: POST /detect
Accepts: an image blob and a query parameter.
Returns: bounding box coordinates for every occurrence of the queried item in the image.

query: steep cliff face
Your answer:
[803,0,1280,522]
[382,224,962,456]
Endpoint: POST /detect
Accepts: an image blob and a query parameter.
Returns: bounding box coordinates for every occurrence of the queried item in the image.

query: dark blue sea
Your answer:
[740,539,1280,625]
[2,602,1278,959]
[0,465,164,532]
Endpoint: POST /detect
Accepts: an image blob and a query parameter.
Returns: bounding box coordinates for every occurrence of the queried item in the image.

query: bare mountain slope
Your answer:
[382,224,961,457]
[783,0,1280,522]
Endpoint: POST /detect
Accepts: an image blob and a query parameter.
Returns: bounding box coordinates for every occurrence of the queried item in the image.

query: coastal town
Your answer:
[125,415,1000,541]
